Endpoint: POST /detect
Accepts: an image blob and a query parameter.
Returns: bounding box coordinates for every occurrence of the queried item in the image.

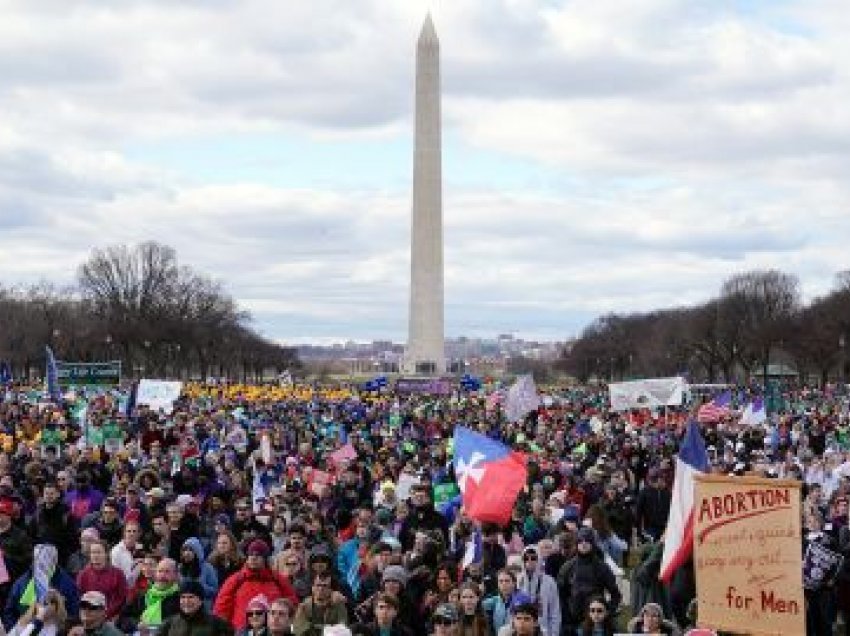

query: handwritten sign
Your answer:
[693,474,804,636]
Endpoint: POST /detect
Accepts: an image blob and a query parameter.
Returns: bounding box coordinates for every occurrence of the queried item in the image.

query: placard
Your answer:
[693,474,804,636]
[136,379,183,414]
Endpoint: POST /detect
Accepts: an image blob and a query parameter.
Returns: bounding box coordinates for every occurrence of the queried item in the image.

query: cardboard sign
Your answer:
[693,474,804,636]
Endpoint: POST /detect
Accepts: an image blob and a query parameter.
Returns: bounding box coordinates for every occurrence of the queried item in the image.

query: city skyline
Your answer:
[2,2,849,344]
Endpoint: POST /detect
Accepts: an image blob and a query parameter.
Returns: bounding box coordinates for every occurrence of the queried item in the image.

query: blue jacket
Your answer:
[3,568,80,628]
[181,537,219,603]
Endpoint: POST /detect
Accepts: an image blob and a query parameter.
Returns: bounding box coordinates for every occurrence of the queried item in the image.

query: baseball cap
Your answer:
[80,591,107,609]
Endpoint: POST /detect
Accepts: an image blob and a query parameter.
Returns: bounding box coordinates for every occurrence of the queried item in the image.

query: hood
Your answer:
[522,545,542,574]
[182,537,205,563]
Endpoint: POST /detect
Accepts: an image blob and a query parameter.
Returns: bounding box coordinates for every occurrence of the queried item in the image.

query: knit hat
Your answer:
[0,498,14,517]
[81,527,100,541]
[381,565,408,586]
[124,508,141,523]
[180,580,205,599]
[246,539,271,557]
[214,513,231,528]
[247,594,270,612]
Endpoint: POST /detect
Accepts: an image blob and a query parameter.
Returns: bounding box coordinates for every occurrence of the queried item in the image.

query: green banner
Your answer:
[433,482,459,507]
[57,361,121,387]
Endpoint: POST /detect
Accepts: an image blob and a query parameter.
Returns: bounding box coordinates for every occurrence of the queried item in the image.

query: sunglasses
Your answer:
[80,603,104,611]
[434,619,457,626]
[523,555,538,561]
[284,561,299,567]
[247,611,266,617]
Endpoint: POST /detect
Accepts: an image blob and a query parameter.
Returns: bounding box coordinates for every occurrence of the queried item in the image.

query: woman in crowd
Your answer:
[626,603,681,636]
[208,530,245,588]
[457,583,489,636]
[7,589,68,636]
[239,595,270,636]
[575,596,615,636]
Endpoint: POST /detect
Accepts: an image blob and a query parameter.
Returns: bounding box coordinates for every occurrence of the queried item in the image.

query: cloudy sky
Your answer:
[2,0,849,344]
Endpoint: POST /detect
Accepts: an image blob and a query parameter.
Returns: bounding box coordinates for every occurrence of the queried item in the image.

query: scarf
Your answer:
[141,583,179,625]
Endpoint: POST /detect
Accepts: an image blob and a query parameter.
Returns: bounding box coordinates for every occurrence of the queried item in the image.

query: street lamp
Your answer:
[840,334,847,387]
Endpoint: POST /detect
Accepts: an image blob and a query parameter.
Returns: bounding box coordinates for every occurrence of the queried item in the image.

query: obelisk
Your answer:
[404,13,445,375]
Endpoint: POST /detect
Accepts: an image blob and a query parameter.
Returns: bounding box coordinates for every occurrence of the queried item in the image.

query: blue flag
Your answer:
[44,346,62,403]
[124,382,138,418]
[0,362,11,385]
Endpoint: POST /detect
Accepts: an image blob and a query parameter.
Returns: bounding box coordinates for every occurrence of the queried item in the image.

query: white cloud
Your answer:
[1,0,849,342]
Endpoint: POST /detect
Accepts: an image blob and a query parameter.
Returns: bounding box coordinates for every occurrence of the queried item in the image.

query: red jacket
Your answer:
[213,565,298,629]
[76,564,128,620]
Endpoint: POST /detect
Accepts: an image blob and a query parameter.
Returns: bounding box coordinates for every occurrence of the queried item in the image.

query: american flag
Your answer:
[697,391,732,423]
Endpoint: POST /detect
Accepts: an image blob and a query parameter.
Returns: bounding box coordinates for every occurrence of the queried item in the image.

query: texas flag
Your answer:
[453,426,527,525]
[659,419,709,582]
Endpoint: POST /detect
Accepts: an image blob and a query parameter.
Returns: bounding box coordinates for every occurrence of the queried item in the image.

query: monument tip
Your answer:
[418,12,438,45]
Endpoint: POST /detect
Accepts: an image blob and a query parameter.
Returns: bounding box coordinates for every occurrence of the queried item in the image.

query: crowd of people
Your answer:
[0,379,846,636]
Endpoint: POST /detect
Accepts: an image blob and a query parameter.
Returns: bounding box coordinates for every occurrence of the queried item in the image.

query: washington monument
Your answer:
[404,14,445,375]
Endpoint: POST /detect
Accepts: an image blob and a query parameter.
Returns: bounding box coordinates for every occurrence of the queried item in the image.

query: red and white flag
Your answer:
[659,420,710,582]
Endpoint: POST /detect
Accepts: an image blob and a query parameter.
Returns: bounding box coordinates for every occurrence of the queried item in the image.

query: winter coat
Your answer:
[517,550,561,636]
[291,598,348,636]
[181,538,220,604]
[213,566,298,630]
[160,609,235,636]
[77,563,129,619]
[29,501,78,565]
[629,542,672,619]
[557,553,621,626]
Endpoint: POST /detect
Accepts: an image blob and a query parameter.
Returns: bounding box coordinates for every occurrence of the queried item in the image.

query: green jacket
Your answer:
[292,598,348,636]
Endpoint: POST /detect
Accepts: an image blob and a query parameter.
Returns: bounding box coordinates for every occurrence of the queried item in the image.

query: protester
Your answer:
[76,539,128,620]
[214,540,298,630]
[159,580,234,636]
[78,591,122,636]
[574,596,615,636]
[625,602,681,636]
[4,544,79,629]
[6,589,68,636]
[292,574,348,636]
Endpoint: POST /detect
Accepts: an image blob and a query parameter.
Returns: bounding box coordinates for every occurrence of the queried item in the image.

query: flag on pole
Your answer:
[659,420,710,582]
[740,397,767,426]
[696,391,731,423]
[252,463,268,514]
[461,527,482,570]
[44,346,63,403]
[0,362,11,385]
[504,375,541,423]
[33,544,58,603]
[453,426,527,525]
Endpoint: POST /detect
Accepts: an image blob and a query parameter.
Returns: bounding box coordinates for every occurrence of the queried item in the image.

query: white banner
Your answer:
[136,379,183,414]
[505,374,541,422]
[608,376,686,411]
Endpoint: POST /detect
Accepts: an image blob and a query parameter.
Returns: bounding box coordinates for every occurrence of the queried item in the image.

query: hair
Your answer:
[374,592,398,610]
[497,568,517,584]
[18,589,68,630]
[584,504,613,540]
[209,530,243,566]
